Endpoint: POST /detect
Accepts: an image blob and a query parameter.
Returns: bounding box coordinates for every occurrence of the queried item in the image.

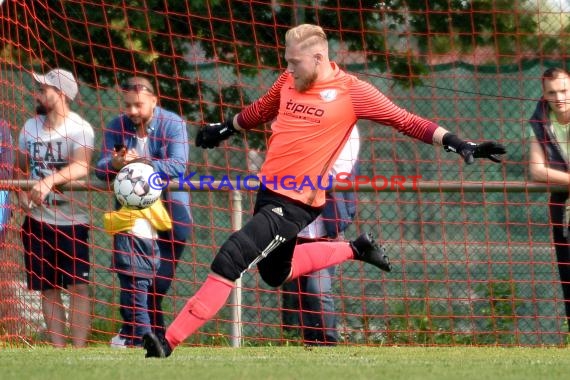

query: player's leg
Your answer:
[144,272,234,358]
[145,191,312,358]
[58,223,91,348]
[288,233,392,281]
[254,193,322,287]
[159,205,299,352]
[255,193,391,286]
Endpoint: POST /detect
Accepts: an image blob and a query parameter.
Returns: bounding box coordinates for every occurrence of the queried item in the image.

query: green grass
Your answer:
[1,346,569,380]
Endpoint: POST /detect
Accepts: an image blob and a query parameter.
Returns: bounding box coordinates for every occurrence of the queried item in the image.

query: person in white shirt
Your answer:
[16,68,94,348]
[281,126,360,345]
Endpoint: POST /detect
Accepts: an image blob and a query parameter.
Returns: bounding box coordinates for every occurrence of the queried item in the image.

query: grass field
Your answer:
[1,346,569,380]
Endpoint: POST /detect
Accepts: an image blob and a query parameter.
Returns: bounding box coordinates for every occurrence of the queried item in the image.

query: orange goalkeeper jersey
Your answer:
[237,62,438,207]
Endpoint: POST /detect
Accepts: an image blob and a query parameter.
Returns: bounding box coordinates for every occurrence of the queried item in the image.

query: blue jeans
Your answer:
[282,265,339,345]
[147,236,186,336]
[118,274,152,346]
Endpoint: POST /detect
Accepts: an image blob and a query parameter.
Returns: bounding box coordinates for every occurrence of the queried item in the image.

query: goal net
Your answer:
[0,0,569,348]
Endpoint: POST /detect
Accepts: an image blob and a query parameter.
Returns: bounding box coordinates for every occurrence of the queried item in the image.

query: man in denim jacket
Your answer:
[96,77,192,342]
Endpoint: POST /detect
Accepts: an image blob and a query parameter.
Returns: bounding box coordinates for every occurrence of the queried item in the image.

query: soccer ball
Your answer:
[113,162,162,210]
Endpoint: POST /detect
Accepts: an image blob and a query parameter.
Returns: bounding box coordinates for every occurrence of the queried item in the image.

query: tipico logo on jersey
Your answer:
[320,89,337,102]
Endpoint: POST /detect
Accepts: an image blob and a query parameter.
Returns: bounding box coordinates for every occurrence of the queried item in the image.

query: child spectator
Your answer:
[103,198,172,347]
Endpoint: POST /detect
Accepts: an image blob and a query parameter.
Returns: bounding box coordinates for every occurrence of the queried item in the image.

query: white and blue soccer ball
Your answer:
[113,162,162,210]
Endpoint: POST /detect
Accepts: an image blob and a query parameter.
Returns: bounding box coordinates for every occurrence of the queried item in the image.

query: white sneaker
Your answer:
[110,334,127,349]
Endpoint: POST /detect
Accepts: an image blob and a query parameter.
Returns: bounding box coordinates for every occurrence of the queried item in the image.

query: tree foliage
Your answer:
[386,0,546,61]
[0,0,561,120]
[0,0,211,118]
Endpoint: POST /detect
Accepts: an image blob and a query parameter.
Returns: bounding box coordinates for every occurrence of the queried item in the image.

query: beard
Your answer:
[295,70,318,93]
[35,104,48,115]
[128,115,150,127]
[129,116,142,125]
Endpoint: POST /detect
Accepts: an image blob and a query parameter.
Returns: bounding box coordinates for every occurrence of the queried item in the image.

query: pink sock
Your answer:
[289,241,353,280]
[165,274,235,348]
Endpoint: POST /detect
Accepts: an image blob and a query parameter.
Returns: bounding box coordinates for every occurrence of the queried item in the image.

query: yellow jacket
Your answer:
[103,200,172,235]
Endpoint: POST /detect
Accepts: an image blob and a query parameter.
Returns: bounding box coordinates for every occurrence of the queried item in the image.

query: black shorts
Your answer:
[252,189,322,283]
[21,216,91,291]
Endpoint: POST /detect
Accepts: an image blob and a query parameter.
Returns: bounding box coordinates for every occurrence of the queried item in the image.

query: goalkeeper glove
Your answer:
[195,120,237,149]
[442,133,506,164]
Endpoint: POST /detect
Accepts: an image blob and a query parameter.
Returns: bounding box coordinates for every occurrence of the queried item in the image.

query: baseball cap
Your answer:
[32,68,79,101]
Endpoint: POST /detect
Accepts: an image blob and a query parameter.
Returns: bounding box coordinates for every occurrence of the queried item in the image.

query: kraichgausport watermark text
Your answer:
[147,172,422,192]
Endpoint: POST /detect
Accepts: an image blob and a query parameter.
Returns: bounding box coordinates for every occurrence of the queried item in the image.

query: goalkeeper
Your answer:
[143,23,506,357]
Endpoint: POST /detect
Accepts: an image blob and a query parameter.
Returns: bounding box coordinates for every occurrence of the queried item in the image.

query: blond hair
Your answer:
[285,24,328,51]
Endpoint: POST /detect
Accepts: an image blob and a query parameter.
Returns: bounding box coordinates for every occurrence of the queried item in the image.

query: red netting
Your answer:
[0,0,569,347]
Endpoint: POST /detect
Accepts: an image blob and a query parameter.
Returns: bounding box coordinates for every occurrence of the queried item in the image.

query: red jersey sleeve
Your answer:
[350,79,439,144]
[236,72,289,130]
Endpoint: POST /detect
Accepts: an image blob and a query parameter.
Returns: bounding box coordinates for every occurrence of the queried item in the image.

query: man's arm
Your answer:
[44,146,93,185]
[29,145,93,206]
[528,136,570,184]
[95,119,122,182]
[151,115,189,177]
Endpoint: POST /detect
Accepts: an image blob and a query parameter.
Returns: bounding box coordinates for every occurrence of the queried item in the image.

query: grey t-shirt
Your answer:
[19,112,94,225]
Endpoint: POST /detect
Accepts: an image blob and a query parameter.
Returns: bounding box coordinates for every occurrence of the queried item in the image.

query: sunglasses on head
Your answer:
[120,83,154,94]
